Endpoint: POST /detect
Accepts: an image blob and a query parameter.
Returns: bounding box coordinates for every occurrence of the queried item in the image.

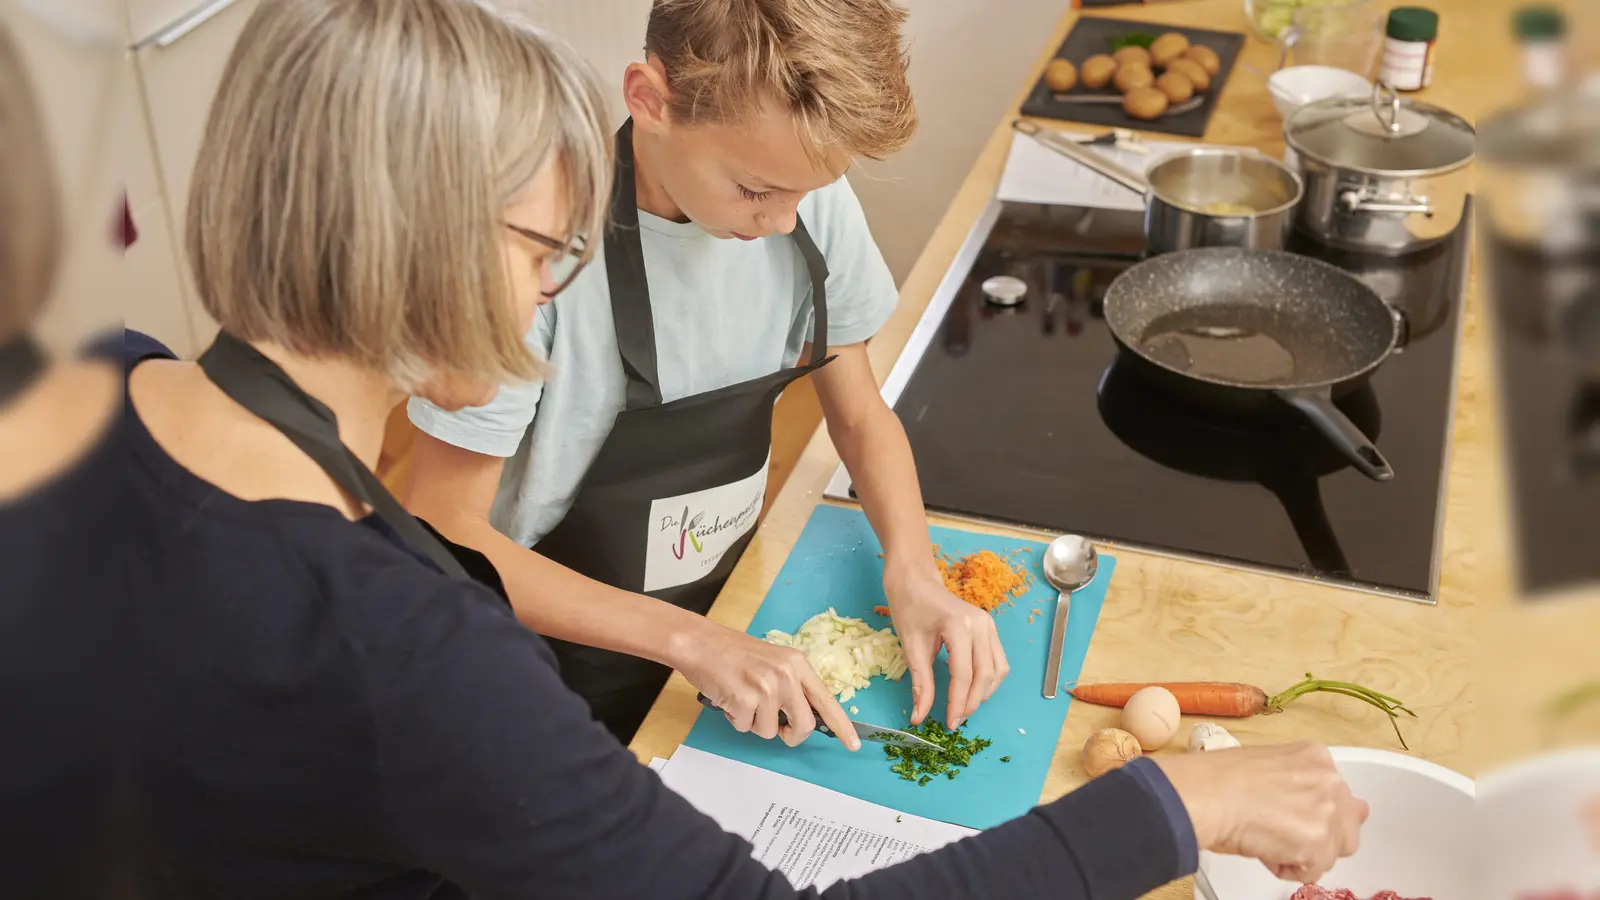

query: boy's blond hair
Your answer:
[644,0,916,162]
[187,0,612,388]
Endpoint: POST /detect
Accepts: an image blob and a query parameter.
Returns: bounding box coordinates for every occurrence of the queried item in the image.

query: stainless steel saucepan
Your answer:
[1012,119,1303,255]
[1283,82,1475,256]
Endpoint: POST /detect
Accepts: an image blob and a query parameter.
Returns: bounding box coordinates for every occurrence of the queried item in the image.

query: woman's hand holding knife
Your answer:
[674,620,861,749]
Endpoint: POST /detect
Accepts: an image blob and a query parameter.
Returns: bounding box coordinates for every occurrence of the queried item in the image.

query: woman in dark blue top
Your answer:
[104,2,1368,898]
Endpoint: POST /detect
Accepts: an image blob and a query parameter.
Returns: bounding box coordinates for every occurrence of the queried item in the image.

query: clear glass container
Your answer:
[1245,0,1369,43]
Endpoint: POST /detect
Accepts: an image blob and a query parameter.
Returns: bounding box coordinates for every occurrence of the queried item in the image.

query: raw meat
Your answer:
[1291,887,1433,900]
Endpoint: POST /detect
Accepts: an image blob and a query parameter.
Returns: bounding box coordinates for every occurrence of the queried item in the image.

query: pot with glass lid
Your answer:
[1284,82,1475,255]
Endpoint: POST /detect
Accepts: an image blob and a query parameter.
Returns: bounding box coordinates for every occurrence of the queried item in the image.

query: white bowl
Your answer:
[1475,748,1600,898]
[1199,747,1474,900]
[1268,66,1372,120]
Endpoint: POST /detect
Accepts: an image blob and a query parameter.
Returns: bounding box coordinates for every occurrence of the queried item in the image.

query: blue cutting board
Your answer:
[684,504,1115,829]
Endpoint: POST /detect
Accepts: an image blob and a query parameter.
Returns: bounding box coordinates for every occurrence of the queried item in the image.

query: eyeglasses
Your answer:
[505,223,590,298]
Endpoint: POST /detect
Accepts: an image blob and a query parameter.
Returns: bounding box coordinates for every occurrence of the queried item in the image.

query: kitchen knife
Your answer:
[695,692,943,753]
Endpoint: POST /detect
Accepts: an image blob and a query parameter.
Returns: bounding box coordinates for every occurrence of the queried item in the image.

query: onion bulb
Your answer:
[1082,728,1143,777]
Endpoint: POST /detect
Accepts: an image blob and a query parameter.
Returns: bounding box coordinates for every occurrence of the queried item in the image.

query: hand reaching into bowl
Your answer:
[1154,742,1369,883]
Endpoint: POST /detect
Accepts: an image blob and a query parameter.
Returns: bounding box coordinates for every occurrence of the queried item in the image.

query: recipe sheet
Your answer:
[656,746,976,890]
[997,130,1250,210]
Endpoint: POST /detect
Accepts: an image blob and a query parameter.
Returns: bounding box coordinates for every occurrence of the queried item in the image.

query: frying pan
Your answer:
[1103,247,1404,481]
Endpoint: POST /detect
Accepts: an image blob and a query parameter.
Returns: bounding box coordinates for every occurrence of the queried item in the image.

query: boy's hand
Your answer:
[885,568,1009,728]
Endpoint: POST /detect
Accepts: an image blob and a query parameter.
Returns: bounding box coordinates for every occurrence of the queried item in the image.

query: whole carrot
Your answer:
[1071,682,1267,717]
[1070,673,1417,749]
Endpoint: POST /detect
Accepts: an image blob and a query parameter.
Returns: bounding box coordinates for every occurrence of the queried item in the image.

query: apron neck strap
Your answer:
[604,119,832,411]
[0,332,47,408]
[197,332,469,580]
[790,218,829,365]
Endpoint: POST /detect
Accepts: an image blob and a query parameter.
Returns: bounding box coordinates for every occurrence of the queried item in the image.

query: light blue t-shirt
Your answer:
[408,175,899,547]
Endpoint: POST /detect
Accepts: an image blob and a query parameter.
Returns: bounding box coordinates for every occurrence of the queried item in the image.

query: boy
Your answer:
[406,0,1008,742]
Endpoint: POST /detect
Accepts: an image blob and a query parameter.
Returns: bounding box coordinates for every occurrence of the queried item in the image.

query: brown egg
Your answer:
[1149,33,1191,68]
[1112,45,1152,69]
[1122,86,1170,121]
[1079,54,1119,90]
[1113,63,1154,94]
[1154,71,1195,104]
[1184,44,1221,76]
[1166,57,1211,92]
[1044,58,1077,93]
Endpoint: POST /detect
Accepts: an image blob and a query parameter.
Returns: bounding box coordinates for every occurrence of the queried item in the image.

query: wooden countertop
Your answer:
[631,0,1600,895]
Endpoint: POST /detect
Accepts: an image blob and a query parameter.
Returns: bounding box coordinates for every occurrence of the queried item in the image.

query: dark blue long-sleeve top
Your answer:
[97,330,1198,899]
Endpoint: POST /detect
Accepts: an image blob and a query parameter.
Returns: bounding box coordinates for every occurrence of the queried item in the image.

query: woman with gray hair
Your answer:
[109,2,1366,899]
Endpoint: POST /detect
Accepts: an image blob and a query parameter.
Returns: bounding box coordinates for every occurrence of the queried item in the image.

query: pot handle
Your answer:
[1276,389,1395,482]
[1340,189,1435,217]
[1372,81,1403,135]
[1012,119,1151,197]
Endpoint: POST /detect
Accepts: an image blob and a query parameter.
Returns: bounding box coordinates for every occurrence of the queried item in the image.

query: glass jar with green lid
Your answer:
[1513,5,1567,90]
[1378,6,1438,91]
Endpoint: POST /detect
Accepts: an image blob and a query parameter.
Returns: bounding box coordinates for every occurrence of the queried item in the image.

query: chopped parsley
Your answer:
[883,719,993,786]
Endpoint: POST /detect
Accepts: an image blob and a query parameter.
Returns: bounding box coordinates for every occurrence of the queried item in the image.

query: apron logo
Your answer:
[670,506,706,560]
[661,490,763,561]
[644,464,770,593]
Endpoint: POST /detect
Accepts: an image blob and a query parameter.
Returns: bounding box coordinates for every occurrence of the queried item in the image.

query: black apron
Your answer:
[196,332,511,605]
[0,333,47,407]
[535,120,836,742]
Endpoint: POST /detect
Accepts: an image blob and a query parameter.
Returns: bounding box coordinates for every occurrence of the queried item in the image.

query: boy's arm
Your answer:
[810,342,1010,728]
[402,433,857,745]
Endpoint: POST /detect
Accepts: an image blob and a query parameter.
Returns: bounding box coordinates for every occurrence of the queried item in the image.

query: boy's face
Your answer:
[641,97,851,240]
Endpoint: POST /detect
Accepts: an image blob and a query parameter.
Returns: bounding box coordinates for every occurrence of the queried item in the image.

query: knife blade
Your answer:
[695,692,943,753]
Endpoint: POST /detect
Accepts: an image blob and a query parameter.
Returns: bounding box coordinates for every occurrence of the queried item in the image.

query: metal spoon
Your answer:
[1041,534,1099,699]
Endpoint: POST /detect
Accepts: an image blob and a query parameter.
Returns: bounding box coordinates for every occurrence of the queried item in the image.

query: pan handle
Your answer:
[1276,390,1396,482]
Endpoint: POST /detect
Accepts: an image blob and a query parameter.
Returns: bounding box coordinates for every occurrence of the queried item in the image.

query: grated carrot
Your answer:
[933,546,1034,613]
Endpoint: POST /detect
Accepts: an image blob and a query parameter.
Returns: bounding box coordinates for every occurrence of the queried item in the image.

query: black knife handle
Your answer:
[696,692,835,737]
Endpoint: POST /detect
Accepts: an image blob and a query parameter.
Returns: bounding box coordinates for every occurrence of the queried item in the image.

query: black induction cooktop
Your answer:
[828,200,1473,602]
[1486,237,1600,598]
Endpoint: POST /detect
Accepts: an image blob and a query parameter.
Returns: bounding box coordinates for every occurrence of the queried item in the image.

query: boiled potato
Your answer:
[1166,57,1211,92]
[1123,86,1170,120]
[1080,54,1119,90]
[1044,58,1077,93]
[1184,44,1221,76]
[1113,63,1154,94]
[1149,33,1191,68]
[1112,45,1152,69]
[1154,71,1195,104]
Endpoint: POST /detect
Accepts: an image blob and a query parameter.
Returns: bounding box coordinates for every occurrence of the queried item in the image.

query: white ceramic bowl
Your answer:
[1268,66,1372,120]
[1475,748,1600,898]
[1198,747,1474,900]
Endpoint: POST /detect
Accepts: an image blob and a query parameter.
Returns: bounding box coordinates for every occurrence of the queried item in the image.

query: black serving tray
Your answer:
[1018,17,1246,138]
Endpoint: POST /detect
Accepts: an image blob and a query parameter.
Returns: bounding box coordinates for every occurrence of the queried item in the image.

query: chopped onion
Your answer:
[765,608,908,702]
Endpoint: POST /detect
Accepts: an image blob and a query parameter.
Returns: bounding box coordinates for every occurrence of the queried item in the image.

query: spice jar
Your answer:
[1513,5,1567,91]
[1379,7,1439,92]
